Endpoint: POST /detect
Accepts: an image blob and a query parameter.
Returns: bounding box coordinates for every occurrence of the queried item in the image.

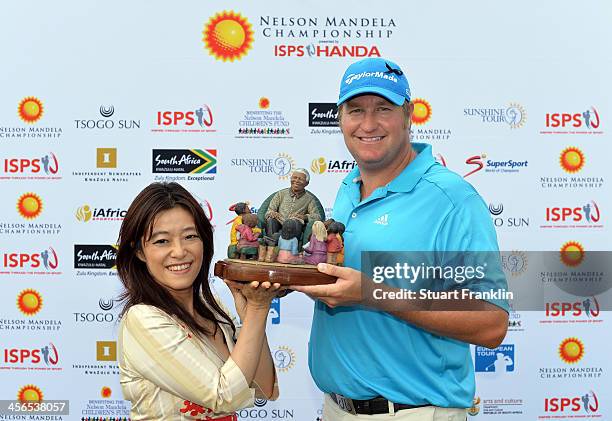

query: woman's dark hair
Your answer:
[116,182,234,338]
[280,219,302,240]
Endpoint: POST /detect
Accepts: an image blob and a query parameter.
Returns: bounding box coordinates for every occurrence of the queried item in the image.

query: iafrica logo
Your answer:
[18,97,44,124]
[311,157,327,174]
[559,147,585,173]
[17,289,43,316]
[558,337,584,364]
[75,205,93,222]
[411,98,432,125]
[17,384,43,402]
[560,241,584,267]
[203,11,254,62]
[16,193,43,220]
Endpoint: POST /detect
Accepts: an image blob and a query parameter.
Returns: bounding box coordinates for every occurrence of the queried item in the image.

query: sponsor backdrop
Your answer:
[1,1,610,420]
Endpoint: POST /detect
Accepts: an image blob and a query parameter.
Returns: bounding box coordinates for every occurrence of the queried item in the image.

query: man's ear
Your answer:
[403,101,414,130]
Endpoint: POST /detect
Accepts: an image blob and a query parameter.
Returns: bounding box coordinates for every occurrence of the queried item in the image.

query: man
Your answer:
[264,168,321,241]
[292,58,509,420]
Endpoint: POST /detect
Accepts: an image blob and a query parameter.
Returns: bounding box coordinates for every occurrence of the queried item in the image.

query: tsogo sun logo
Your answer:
[203,11,254,62]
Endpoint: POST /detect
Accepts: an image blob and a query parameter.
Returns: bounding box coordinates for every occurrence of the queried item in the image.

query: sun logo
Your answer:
[559,337,584,364]
[274,153,296,181]
[203,11,254,62]
[411,98,432,125]
[16,193,43,220]
[273,346,296,372]
[17,289,43,316]
[560,147,585,173]
[259,97,270,109]
[560,241,585,267]
[311,157,327,174]
[76,205,93,222]
[17,385,43,402]
[18,97,44,123]
[101,386,112,398]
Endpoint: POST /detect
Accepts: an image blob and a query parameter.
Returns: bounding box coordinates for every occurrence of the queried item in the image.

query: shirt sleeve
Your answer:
[306,194,322,221]
[265,191,282,219]
[120,305,255,414]
[434,194,510,312]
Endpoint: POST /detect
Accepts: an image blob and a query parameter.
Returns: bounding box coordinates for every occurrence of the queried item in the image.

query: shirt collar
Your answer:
[290,189,306,199]
[341,143,436,194]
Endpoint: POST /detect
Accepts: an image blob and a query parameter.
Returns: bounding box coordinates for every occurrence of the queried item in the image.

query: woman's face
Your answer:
[137,206,203,297]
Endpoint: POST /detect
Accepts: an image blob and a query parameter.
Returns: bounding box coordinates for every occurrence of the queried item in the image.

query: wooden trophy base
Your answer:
[214,259,336,286]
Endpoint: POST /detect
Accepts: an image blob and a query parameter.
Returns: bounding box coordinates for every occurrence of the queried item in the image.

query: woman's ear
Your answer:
[134,240,146,262]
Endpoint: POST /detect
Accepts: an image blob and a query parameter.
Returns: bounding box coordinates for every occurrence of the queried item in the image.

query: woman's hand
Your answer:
[224,280,283,320]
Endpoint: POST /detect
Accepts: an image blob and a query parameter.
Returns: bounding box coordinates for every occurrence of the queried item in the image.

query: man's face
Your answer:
[339,95,413,172]
[290,172,308,193]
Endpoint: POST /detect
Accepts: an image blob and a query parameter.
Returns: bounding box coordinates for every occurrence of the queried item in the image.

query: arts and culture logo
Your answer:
[464,103,526,129]
[1,152,60,180]
[542,106,603,135]
[203,11,254,62]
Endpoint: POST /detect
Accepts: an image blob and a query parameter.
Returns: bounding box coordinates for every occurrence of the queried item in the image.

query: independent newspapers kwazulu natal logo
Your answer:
[152,149,217,182]
[72,148,142,183]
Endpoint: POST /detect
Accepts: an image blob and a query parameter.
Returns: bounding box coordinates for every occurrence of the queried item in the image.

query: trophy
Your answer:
[214,169,344,286]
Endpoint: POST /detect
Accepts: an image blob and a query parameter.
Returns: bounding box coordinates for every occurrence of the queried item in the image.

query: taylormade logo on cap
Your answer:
[345,71,398,85]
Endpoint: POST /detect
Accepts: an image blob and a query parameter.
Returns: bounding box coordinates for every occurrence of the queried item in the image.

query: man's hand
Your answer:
[290,263,364,308]
[266,211,282,221]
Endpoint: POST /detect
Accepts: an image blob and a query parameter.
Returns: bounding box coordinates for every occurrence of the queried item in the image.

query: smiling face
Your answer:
[290,171,308,194]
[137,206,203,299]
[340,94,413,173]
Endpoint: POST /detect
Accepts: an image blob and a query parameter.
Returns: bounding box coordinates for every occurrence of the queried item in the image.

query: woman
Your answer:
[116,182,279,420]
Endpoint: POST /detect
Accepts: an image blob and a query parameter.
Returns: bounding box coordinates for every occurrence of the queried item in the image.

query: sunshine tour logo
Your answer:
[1,152,60,179]
[152,149,217,182]
[230,153,295,180]
[74,245,117,269]
[464,103,527,129]
[542,106,603,135]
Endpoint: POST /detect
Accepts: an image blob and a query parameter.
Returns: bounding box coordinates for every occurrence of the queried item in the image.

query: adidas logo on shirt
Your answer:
[373,214,389,226]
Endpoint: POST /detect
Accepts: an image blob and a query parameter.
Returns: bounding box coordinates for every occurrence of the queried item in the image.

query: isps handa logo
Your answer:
[1,152,60,180]
[2,342,60,371]
[542,200,602,229]
[543,391,599,418]
[542,106,603,135]
[544,296,602,323]
[203,11,254,62]
[1,246,60,275]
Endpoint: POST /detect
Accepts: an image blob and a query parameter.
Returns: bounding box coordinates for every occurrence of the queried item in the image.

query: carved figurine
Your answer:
[303,221,327,265]
[228,202,251,259]
[275,219,304,264]
[236,213,261,260]
[326,221,345,265]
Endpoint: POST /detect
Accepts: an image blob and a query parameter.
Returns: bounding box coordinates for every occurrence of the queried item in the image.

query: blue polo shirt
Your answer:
[308,143,508,408]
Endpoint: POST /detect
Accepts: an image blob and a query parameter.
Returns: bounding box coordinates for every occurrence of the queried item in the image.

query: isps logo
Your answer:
[544,201,602,228]
[153,105,215,133]
[2,343,59,369]
[2,247,59,273]
[2,153,59,179]
[545,296,601,320]
[544,391,599,415]
[544,107,602,133]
